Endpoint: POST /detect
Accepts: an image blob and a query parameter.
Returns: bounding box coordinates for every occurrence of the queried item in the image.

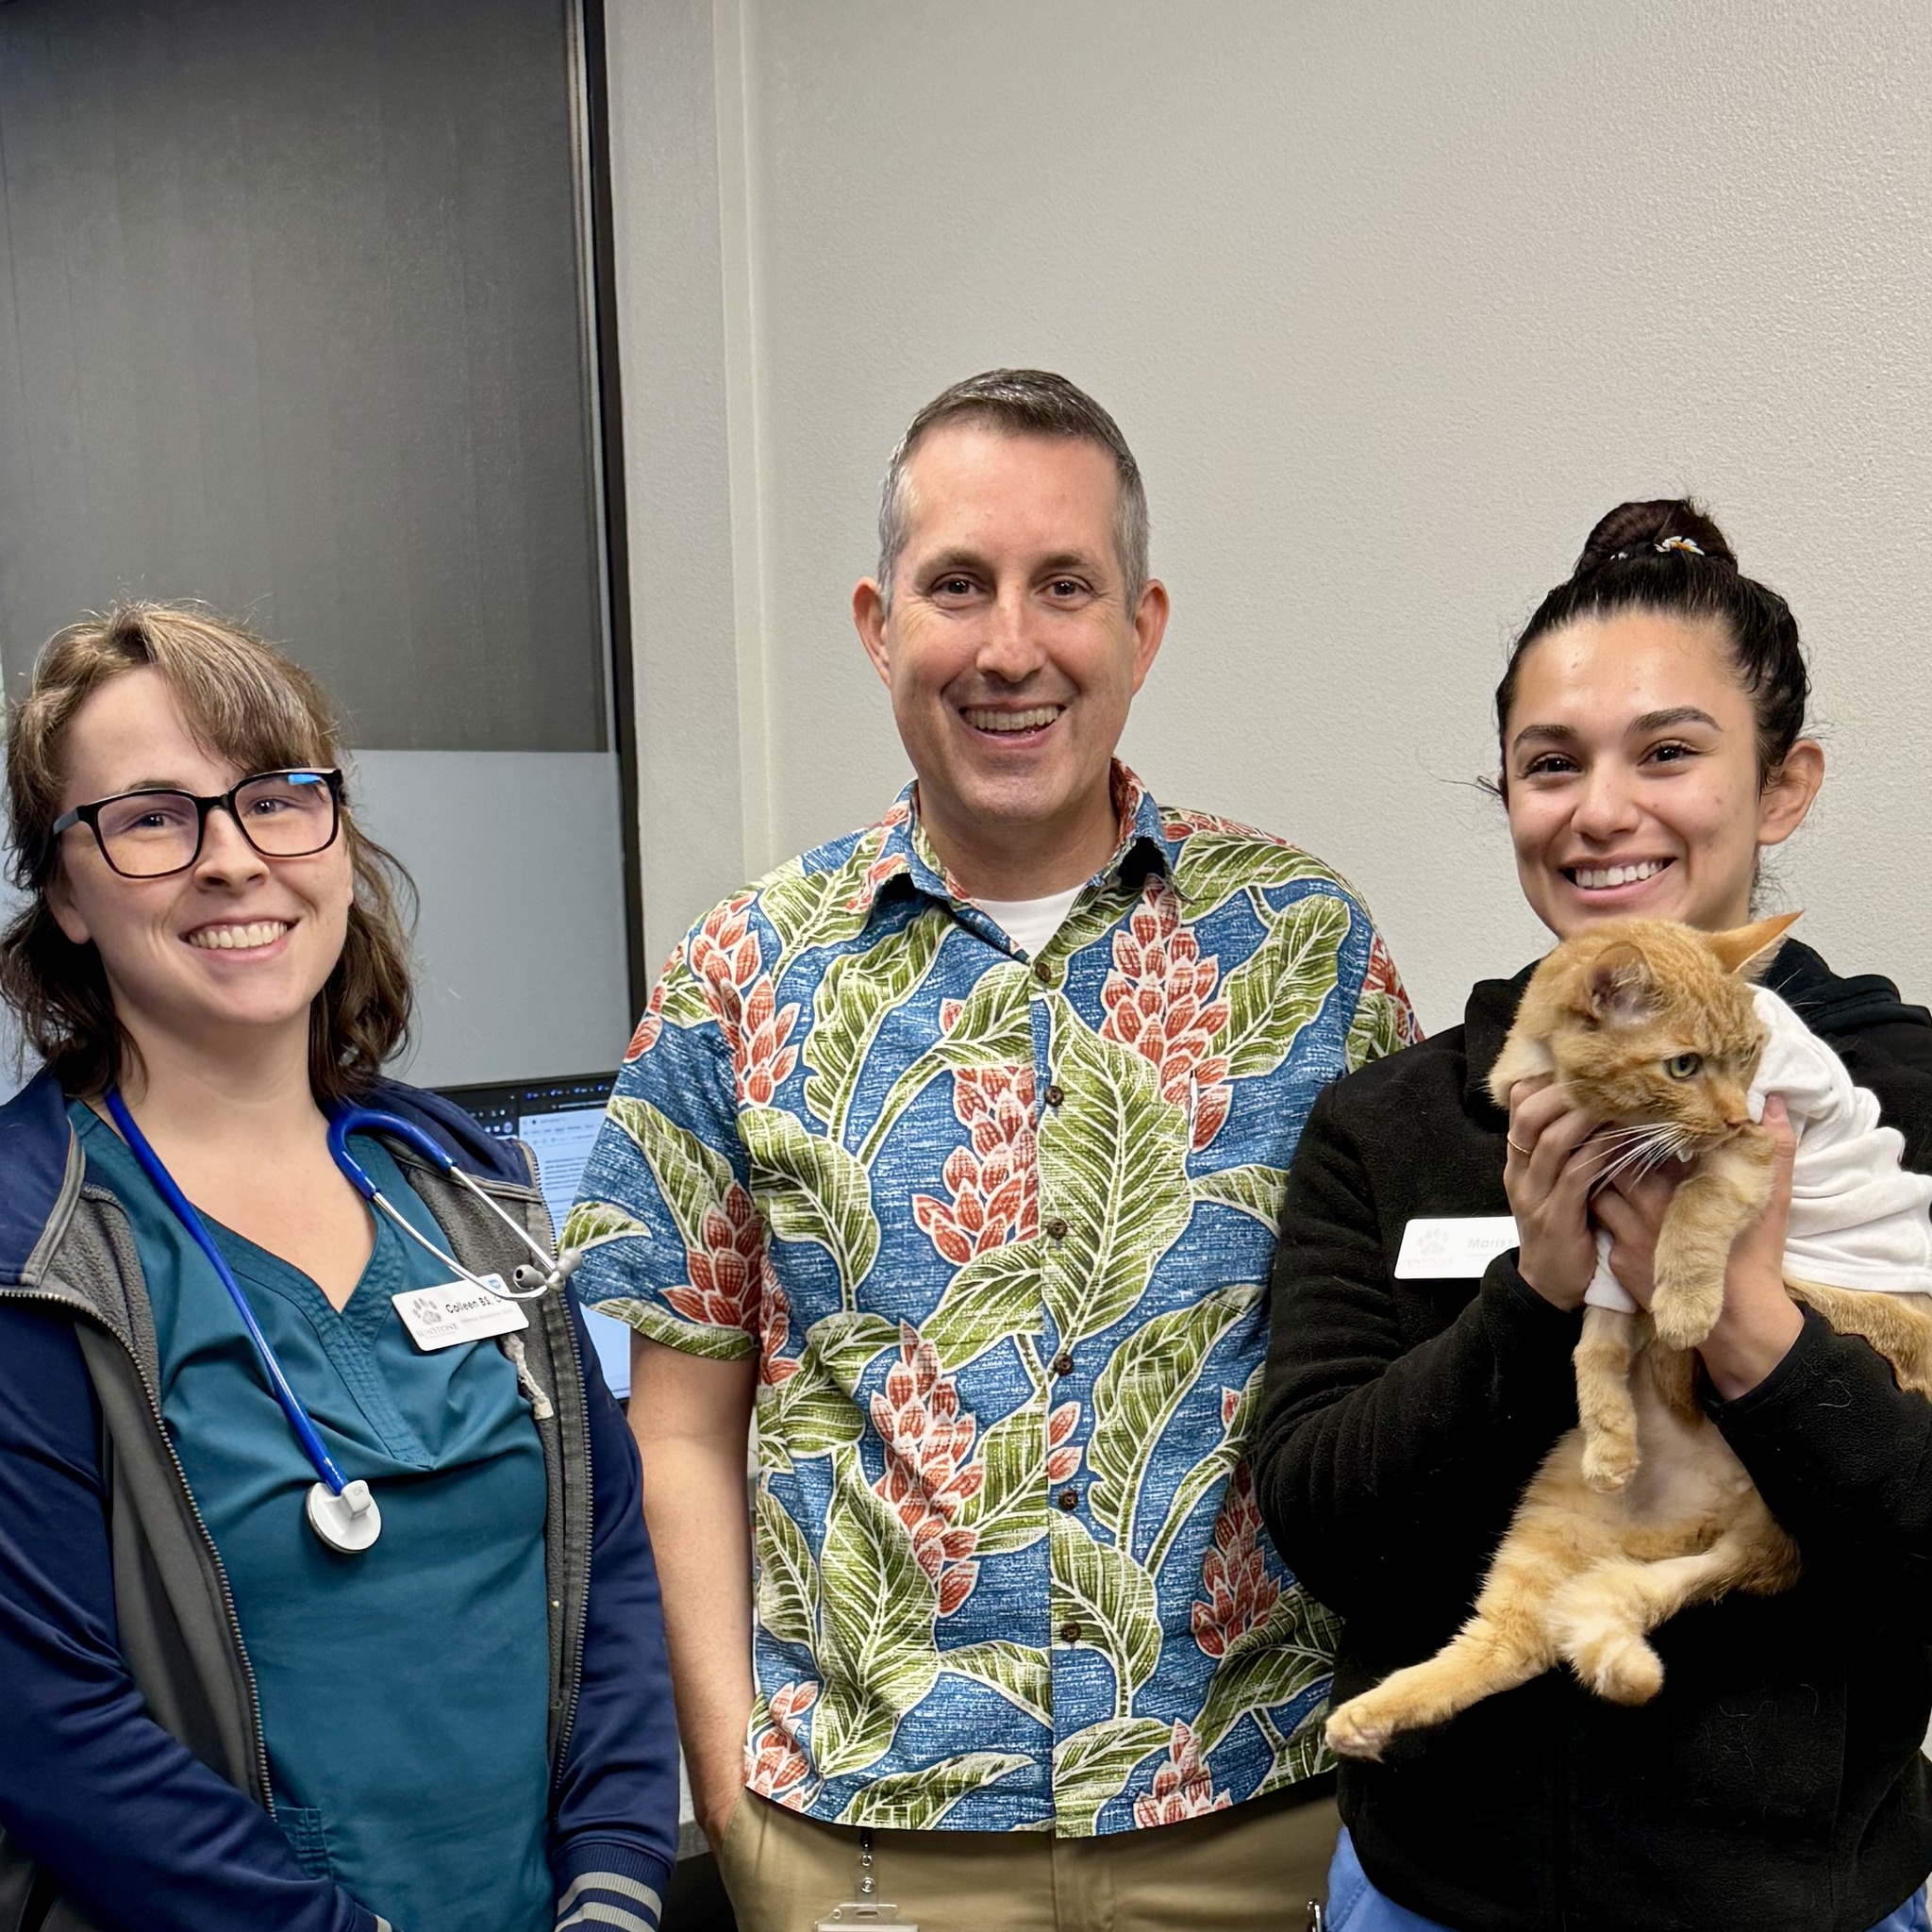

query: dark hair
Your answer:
[1494,499,1810,786]
[0,601,416,1101]
[874,368,1149,611]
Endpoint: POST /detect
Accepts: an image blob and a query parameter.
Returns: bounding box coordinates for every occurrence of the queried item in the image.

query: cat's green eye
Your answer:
[1665,1052,1704,1080]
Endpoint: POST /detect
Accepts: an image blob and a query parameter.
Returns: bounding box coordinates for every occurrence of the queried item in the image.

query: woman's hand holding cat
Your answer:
[1595,1169,1671,1309]
[1505,1076,1607,1310]
[1595,1099,1804,1395]
[1697,1096,1805,1400]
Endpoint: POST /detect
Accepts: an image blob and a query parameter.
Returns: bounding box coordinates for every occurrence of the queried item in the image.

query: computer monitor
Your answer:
[435,1073,634,1398]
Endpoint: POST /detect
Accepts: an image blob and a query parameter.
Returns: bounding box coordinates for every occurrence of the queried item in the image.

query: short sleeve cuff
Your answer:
[555,1840,673,1932]
[577,1291,757,1363]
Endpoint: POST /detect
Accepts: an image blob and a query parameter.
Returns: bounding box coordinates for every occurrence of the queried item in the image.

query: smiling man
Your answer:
[570,371,1417,1930]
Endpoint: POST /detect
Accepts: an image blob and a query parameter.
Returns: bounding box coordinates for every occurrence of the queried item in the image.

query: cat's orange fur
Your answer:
[1325,914,1932,1761]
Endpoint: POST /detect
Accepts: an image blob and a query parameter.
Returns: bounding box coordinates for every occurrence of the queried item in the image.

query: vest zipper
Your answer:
[11,1289,277,1816]
[548,1288,593,1786]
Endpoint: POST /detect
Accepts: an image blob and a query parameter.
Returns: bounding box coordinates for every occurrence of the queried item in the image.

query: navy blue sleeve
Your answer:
[0,1306,384,1932]
[548,1294,679,1931]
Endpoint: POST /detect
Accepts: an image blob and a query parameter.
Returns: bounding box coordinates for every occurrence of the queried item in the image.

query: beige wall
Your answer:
[606,0,1932,1034]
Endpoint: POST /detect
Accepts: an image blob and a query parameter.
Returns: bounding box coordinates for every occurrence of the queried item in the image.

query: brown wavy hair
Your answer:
[1,602,416,1100]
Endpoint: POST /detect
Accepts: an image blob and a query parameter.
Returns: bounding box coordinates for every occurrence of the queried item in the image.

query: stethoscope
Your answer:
[104,1090,581,1555]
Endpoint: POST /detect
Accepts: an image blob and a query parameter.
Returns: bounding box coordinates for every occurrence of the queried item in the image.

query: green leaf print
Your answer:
[1168,832,1338,922]
[1086,1281,1263,1551]
[858,964,1034,1165]
[918,1241,1043,1372]
[839,1752,1032,1830]
[811,1457,941,1779]
[655,968,714,1032]
[954,1399,1051,1556]
[1208,892,1351,1083]
[1191,1587,1341,1756]
[1188,1164,1291,1228]
[1051,1716,1174,1837]
[558,1199,652,1254]
[939,1639,1054,1726]
[757,830,893,972]
[1143,1365,1262,1575]
[741,1107,880,1307]
[1345,988,1411,1074]
[758,1310,899,1458]
[760,1366,864,1457]
[756,1485,819,1648]
[1037,1006,1192,1349]
[606,1095,740,1255]
[801,908,950,1142]
[1051,1516,1161,1717]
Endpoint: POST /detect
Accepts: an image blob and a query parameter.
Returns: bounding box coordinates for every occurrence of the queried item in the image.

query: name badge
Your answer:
[1394,1215,1519,1280]
[392,1275,528,1351]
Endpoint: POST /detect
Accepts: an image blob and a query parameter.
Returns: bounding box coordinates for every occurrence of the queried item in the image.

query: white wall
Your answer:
[607,0,1932,1035]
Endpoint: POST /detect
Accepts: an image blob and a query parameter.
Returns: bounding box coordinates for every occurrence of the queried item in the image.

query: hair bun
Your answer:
[1574,499,1737,579]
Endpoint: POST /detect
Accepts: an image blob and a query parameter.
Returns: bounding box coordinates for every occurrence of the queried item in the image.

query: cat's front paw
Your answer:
[1324,1696,1391,1762]
[1650,1282,1722,1352]
[1580,1433,1638,1493]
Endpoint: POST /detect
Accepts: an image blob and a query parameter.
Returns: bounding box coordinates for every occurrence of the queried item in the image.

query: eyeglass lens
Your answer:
[97,774,338,877]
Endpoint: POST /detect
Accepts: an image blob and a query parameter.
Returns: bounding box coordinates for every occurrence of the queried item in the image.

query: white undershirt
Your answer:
[974,886,1083,959]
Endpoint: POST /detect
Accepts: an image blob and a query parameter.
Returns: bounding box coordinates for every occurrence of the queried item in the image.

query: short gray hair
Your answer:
[874,369,1149,613]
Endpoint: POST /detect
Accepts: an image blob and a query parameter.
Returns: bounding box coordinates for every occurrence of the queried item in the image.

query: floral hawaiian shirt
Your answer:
[567,766,1416,1838]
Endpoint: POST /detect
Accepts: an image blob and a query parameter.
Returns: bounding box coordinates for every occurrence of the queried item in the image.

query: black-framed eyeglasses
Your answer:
[49,769,345,879]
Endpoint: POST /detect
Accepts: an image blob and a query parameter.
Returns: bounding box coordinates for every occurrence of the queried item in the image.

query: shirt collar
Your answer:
[850,761,1176,921]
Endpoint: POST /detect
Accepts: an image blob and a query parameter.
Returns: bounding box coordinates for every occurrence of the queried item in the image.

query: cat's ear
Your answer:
[1581,941,1659,1025]
[1706,910,1802,980]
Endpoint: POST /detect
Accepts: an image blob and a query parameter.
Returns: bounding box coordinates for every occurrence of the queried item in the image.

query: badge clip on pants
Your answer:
[815,1830,917,1932]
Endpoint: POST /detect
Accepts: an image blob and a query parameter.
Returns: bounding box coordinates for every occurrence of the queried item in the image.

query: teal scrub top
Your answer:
[74,1105,554,1932]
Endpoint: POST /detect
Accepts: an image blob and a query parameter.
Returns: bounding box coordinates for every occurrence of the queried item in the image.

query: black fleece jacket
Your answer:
[1255,941,1932,1932]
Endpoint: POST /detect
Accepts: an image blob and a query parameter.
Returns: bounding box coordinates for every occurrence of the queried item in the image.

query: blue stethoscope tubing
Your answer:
[103,1089,581,1555]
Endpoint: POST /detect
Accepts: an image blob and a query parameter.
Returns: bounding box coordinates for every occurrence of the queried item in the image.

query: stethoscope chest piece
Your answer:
[306,1477,382,1554]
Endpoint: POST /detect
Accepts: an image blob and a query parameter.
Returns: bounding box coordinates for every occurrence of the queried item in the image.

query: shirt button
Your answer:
[1052,1351,1074,1378]
[1060,1620,1083,1643]
[1044,1084,1065,1108]
[1058,1487,1080,1511]
[1044,1216,1068,1241]
[1033,958,1053,984]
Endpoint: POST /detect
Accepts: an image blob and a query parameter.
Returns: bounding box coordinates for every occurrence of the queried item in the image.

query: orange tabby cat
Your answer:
[1325,914,1932,1761]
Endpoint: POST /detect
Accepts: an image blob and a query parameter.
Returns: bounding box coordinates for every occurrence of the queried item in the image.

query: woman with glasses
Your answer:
[0,605,678,1932]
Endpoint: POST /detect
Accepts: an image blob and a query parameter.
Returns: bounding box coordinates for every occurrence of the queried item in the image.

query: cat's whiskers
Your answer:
[1589,1123,1702,1192]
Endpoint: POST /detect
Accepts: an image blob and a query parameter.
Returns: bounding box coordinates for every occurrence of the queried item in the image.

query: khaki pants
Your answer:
[715,1785,1340,1932]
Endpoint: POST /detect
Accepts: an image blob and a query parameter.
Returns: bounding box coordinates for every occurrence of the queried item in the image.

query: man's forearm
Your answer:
[628,1341,757,1845]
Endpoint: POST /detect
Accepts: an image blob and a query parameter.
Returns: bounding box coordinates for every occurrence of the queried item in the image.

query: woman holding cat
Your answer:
[1256,501,1932,1932]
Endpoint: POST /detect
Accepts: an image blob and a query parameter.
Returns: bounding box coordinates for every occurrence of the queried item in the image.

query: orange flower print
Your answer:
[1047,1400,1082,1485]
[1100,881,1233,1153]
[687,893,760,1024]
[911,1060,1039,1266]
[1191,1459,1280,1659]
[739,976,801,1107]
[1132,1720,1231,1827]
[745,1680,817,1803]
[624,945,681,1061]
[664,1184,764,1337]
[871,1325,984,1618]
[686,893,801,1104]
